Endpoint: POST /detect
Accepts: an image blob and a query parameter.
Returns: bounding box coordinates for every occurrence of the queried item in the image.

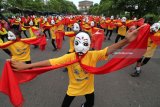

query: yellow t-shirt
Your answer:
[69,36,75,53]
[0,28,7,35]
[50,26,57,39]
[144,38,157,57]
[65,31,75,52]
[118,25,127,36]
[83,23,91,32]
[34,18,39,26]
[5,41,30,61]
[49,48,108,96]
[106,20,114,30]
[68,20,73,28]
[29,26,39,38]
[57,25,64,31]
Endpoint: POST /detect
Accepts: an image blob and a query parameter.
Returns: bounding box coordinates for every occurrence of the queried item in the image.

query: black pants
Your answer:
[67,27,71,31]
[106,30,113,39]
[115,34,125,43]
[12,25,19,31]
[0,34,8,42]
[2,49,11,56]
[62,93,94,107]
[51,39,57,49]
[137,57,151,65]
[43,29,51,38]
[22,30,28,38]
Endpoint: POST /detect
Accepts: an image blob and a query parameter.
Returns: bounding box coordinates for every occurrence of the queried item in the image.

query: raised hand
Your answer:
[125,24,147,42]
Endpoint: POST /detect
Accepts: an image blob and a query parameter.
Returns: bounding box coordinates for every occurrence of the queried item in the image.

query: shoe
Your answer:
[130,71,141,77]
[34,45,38,49]
[63,68,68,72]
[53,48,57,51]
[81,103,84,107]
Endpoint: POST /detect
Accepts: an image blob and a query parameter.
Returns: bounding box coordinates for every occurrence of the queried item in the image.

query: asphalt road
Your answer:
[0,31,160,107]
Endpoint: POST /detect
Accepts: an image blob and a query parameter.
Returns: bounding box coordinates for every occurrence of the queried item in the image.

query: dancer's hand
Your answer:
[10,60,29,71]
[125,24,147,42]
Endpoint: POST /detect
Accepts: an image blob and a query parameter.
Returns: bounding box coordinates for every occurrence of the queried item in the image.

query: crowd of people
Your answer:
[0,14,160,107]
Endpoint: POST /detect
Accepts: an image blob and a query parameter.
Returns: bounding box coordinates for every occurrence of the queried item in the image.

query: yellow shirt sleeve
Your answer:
[118,25,127,36]
[0,41,13,49]
[49,53,75,66]
[144,43,157,57]
[92,47,108,61]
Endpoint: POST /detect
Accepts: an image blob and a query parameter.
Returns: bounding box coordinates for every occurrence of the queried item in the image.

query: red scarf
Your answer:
[55,30,65,49]
[91,28,105,50]
[81,24,150,74]
[0,24,150,107]
[0,36,46,51]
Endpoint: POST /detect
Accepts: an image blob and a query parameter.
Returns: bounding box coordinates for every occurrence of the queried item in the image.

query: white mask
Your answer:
[7,31,16,41]
[73,23,80,32]
[102,17,105,20]
[44,18,47,22]
[74,32,91,55]
[51,19,55,25]
[121,17,127,22]
[12,16,15,19]
[29,20,33,26]
[86,18,89,23]
[150,23,160,32]
[90,21,95,27]
[58,16,62,21]
[18,18,21,22]
[110,16,114,20]
[133,17,137,21]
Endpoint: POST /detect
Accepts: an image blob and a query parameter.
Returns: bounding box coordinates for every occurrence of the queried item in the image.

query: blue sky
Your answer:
[68,0,100,9]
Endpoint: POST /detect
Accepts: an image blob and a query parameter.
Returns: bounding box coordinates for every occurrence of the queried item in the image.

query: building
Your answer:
[79,0,93,14]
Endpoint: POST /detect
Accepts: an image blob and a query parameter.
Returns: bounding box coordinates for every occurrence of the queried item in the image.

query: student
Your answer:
[0,30,45,64]
[115,17,128,43]
[131,23,160,77]
[11,25,145,107]
[50,19,58,51]
[106,16,115,40]
[0,31,32,64]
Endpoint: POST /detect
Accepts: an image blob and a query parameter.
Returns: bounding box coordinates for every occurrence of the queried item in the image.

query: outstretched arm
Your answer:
[106,24,147,55]
[11,60,51,71]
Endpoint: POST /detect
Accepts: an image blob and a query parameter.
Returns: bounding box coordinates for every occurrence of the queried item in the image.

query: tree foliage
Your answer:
[89,0,160,18]
[0,0,79,14]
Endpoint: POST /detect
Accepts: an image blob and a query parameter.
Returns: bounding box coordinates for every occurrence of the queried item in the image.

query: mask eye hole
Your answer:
[75,41,79,46]
[83,43,88,46]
